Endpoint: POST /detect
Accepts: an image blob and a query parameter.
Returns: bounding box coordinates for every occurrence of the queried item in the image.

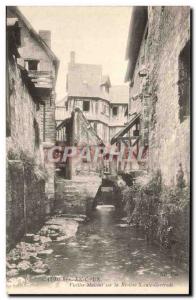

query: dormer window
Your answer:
[25,59,40,71]
[83,100,90,112]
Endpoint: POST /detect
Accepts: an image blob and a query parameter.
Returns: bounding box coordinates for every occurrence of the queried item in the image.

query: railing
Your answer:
[56,123,67,142]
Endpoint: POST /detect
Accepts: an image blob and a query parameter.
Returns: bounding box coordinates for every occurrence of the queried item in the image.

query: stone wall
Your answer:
[6,160,25,250]
[6,57,46,249]
[55,177,101,215]
[6,44,52,248]
[129,7,190,185]
[147,7,190,185]
[6,7,58,250]
[6,160,46,250]
[7,58,41,160]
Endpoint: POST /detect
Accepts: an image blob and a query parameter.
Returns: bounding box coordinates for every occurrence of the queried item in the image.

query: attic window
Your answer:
[112,106,118,116]
[83,100,90,112]
[25,60,39,71]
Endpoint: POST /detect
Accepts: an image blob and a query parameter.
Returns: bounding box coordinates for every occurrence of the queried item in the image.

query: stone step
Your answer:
[64,193,80,197]
[64,185,78,189]
[56,178,101,187]
[63,187,80,192]
[58,190,80,195]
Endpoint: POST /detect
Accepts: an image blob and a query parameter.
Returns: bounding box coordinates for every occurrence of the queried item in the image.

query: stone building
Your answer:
[55,52,129,145]
[6,7,59,248]
[65,51,111,144]
[124,6,190,185]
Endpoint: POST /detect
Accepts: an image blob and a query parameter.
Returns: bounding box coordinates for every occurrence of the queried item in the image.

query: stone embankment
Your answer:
[55,175,101,214]
[7,214,87,288]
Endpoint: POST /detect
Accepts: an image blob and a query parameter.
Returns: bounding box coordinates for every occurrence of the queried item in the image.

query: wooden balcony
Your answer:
[27,70,54,89]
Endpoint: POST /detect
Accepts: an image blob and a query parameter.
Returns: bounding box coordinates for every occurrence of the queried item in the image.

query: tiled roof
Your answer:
[67,61,129,104]
[109,85,129,104]
[67,63,110,101]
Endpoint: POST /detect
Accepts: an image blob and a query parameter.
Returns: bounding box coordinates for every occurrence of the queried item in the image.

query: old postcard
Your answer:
[6,6,191,295]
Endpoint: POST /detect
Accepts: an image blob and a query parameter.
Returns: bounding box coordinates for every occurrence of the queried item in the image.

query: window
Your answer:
[112,106,118,116]
[83,100,90,112]
[178,41,190,123]
[93,122,97,132]
[25,60,39,71]
[6,75,14,137]
[34,119,40,148]
[124,106,128,116]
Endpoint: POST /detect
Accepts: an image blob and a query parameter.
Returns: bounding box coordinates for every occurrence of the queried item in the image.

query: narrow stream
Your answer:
[43,205,188,287]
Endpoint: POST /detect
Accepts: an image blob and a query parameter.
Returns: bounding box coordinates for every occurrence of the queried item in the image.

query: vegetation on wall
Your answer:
[122,170,189,265]
[7,147,48,181]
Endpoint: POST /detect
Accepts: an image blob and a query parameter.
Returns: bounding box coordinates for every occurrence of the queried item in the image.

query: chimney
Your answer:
[39,30,51,48]
[70,51,75,65]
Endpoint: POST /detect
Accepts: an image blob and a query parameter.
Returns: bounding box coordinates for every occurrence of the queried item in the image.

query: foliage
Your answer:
[7,148,48,181]
[122,170,190,264]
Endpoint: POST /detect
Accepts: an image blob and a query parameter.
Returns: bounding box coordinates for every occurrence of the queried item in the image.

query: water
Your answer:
[44,206,188,287]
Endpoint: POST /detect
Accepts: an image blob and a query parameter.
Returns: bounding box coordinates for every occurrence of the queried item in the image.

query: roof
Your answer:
[109,85,129,104]
[67,62,110,101]
[125,6,148,82]
[7,17,21,58]
[7,6,59,77]
[111,112,141,144]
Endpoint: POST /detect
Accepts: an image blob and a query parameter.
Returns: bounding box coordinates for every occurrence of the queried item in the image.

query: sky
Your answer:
[19,6,132,102]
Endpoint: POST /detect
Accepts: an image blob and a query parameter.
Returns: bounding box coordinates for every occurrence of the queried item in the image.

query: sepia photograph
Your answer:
[6,5,191,295]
